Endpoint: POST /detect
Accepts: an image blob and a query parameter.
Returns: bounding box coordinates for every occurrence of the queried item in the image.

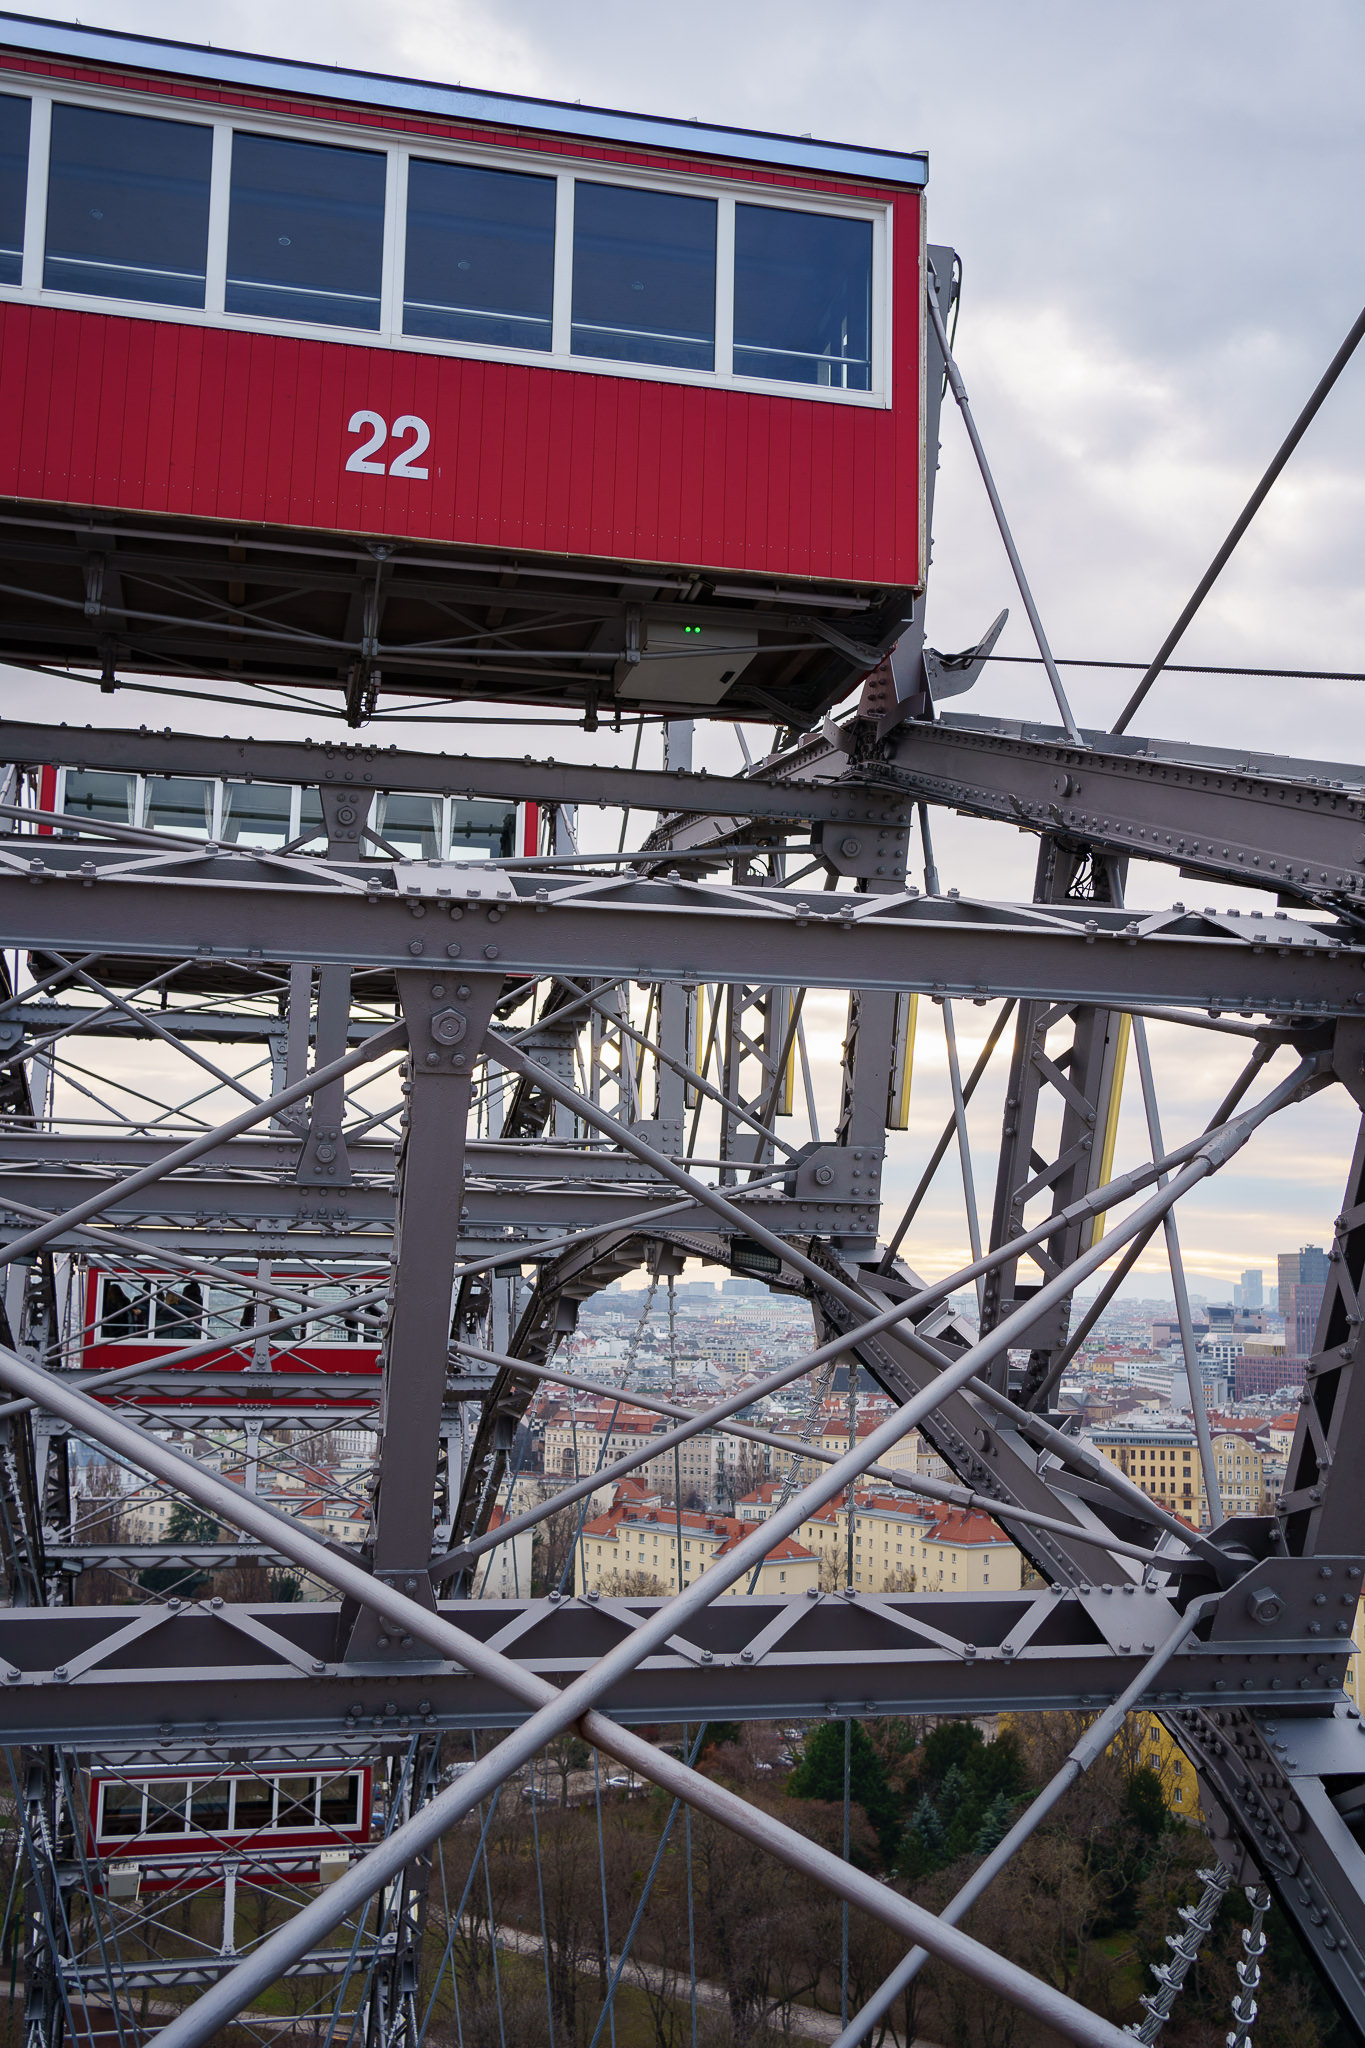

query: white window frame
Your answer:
[0,75,894,409]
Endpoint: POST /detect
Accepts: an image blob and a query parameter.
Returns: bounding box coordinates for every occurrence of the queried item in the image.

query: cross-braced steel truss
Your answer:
[1,262,1365,2048]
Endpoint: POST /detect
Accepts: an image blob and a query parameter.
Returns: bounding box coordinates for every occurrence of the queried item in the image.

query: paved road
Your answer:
[472,1919,936,2048]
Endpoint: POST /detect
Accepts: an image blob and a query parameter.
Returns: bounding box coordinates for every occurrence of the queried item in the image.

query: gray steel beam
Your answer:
[978,839,1129,1399]
[1174,1701,1365,2029]
[0,1001,380,1045]
[0,1582,1347,1743]
[1,845,1361,1015]
[0,717,904,828]
[1280,1109,1365,1555]
[884,712,1365,906]
[0,1139,881,1233]
[806,1254,1164,1592]
[363,973,502,1587]
[0,1344,1157,2048]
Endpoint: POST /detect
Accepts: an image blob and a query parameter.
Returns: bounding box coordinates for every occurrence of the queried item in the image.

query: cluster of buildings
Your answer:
[573,1477,1020,1598]
[1087,1412,1295,1523]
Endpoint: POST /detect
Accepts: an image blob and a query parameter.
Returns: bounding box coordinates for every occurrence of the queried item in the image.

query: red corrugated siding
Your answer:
[0,51,923,582]
[0,227,921,585]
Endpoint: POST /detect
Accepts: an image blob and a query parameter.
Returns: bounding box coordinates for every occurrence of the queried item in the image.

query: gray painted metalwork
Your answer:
[2,260,1365,2048]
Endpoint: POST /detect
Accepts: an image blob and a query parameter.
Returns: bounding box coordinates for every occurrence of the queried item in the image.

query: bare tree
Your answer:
[531,1504,581,1595]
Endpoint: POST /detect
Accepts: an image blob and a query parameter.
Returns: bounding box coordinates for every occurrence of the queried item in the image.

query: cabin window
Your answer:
[62,770,137,828]
[572,182,716,372]
[232,1779,275,1832]
[188,1780,233,1833]
[155,1281,204,1341]
[0,95,29,285]
[99,1782,144,1836]
[733,205,873,389]
[45,104,211,309]
[9,84,891,399]
[276,1776,318,1828]
[144,1780,191,1834]
[144,774,214,838]
[227,132,385,330]
[99,1277,152,1341]
[375,792,442,861]
[451,800,518,860]
[405,158,555,350]
[221,780,293,850]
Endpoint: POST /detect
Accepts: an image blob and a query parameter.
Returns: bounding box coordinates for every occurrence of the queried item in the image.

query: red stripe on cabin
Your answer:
[0,280,924,586]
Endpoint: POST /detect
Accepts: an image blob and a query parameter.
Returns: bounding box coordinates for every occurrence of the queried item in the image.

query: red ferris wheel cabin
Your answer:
[0,15,927,724]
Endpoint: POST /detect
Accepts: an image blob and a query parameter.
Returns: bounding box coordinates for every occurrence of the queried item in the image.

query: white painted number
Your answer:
[388,414,431,480]
[345,410,387,475]
[345,410,431,481]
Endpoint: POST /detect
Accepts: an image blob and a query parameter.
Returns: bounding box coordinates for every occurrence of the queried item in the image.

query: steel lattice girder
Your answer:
[882,712,1365,906]
[0,1572,1352,1744]
[1,842,1362,1015]
[5,732,1365,2041]
[0,716,907,830]
[15,710,1365,909]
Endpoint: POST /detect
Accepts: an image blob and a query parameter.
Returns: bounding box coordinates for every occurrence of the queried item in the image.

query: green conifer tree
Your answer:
[971,1791,1016,1856]
[788,1719,901,1861]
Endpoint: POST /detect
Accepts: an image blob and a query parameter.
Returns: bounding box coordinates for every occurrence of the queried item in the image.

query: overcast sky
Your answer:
[10,0,1365,1301]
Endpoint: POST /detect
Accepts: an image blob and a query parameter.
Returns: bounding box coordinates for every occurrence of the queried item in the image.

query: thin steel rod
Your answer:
[751,984,806,1139]
[1131,1014,1224,1524]
[829,1595,1217,2048]
[879,1000,1015,1272]
[431,1051,1319,1582]
[0,1343,1138,2048]
[1023,1226,1154,1413]
[571,980,803,1160]
[0,1020,407,1267]
[796,1012,821,1141]
[1023,1041,1275,1413]
[924,264,1081,742]
[56,954,266,1106]
[973,1376,1237,1568]
[453,1341,1190,1573]
[0,950,105,1022]
[919,807,984,1302]
[1113,297,1365,734]
[0,958,189,1078]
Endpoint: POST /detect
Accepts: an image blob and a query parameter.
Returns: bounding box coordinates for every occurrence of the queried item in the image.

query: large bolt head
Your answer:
[430,1007,468,1047]
[839,836,862,858]
[814,1164,835,1186]
[1246,1586,1284,1626]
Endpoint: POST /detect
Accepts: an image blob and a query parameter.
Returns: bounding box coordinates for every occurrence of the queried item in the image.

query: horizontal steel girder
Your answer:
[884,714,1365,906]
[0,1581,1351,1744]
[0,1177,869,1241]
[3,844,1362,1015]
[0,717,901,826]
[0,1002,379,1046]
